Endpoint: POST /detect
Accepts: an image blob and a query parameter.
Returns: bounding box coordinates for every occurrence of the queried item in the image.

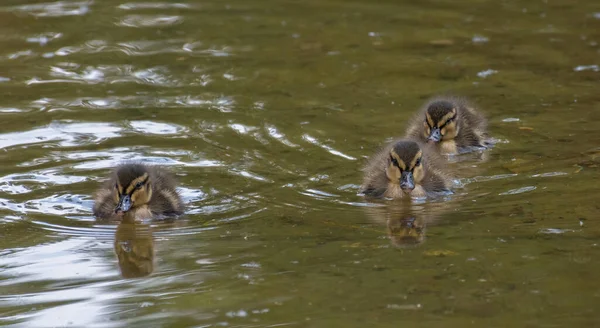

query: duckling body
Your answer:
[360,139,452,199]
[93,164,184,220]
[406,97,489,154]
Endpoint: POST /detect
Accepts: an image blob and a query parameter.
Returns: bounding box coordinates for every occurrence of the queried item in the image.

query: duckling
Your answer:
[93,163,184,220]
[360,139,452,199]
[406,97,489,154]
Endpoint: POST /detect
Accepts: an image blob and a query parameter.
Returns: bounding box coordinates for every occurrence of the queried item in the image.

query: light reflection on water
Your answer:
[0,0,600,327]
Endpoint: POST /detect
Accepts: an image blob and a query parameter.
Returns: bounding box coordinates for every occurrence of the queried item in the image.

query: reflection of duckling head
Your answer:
[114,219,154,278]
[387,216,426,248]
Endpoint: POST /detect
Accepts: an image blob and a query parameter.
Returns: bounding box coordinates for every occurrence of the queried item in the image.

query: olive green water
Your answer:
[1,0,600,327]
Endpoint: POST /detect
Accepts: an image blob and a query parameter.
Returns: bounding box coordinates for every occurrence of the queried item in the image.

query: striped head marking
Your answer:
[386,141,426,193]
[113,165,153,214]
[423,100,458,143]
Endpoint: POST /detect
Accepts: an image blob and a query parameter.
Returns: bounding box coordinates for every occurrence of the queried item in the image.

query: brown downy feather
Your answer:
[406,96,489,153]
[93,163,184,219]
[360,138,452,199]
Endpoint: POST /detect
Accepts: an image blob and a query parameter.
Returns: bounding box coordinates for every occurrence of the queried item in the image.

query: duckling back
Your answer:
[146,166,184,217]
[454,98,489,147]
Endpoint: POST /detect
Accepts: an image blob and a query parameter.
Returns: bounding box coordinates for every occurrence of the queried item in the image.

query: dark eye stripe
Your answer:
[439,115,457,129]
[136,177,148,188]
[126,177,149,195]
[391,157,405,172]
[425,118,433,129]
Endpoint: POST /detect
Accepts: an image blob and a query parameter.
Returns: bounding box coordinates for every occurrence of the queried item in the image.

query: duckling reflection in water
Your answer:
[114,217,154,278]
[93,164,184,220]
[406,97,490,155]
[387,216,426,247]
[363,202,450,248]
[360,139,453,200]
[363,204,428,247]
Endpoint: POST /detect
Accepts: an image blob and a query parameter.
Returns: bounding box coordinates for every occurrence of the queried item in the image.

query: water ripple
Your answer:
[0,171,86,191]
[0,122,120,149]
[117,2,194,10]
[9,1,91,18]
[33,221,115,237]
[23,95,234,111]
[13,39,241,60]
[28,65,187,87]
[73,155,221,170]
[499,186,537,195]
[0,238,114,285]
[26,32,63,46]
[129,121,186,135]
[266,124,300,148]
[302,134,356,160]
[24,194,92,216]
[118,15,184,28]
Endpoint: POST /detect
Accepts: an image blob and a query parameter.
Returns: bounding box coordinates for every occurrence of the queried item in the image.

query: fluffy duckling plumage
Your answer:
[93,164,184,220]
[360,139,452,199]
[406,97,489,154]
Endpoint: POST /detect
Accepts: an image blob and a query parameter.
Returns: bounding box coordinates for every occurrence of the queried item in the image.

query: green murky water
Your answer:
[1,0,599,327]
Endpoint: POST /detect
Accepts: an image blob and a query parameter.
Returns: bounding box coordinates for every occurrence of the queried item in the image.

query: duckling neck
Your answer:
[385,183,426,199]
[385,183,405,199]
[124,205,153,221]
[410,185,426,198]
[439,140,458,154]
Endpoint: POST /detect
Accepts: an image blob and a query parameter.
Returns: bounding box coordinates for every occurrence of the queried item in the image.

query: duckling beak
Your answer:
[400,171,415,192]
[402,217,416,229]
[115,195,132,213]
[428,127,441,143]
[388,217,425,247]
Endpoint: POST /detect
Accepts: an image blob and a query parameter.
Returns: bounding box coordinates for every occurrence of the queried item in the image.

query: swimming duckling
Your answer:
[93,164,184,220]
[360,139,452,199]
[406,97,489,154]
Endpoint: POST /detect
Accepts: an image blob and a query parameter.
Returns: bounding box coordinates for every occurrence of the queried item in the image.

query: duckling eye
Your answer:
[415,158,422,166]
[135,181,144,189]
[390,156,399,167]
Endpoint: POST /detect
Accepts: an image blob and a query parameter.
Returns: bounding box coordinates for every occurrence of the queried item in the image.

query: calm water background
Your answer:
[1,0,599,327]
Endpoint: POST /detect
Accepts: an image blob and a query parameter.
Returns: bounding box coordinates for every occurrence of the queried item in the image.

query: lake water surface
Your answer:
[1,0,599,327]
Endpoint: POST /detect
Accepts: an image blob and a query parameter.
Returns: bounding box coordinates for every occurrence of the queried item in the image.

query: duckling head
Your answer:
[385,141,425,193]
[423,100,458,143]
[113,165,153,215]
